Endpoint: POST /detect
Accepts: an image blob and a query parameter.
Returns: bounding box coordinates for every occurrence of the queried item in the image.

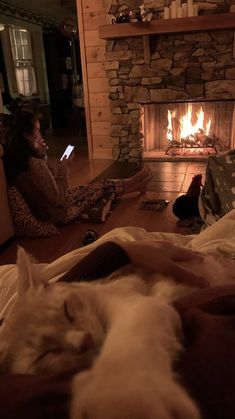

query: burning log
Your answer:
[203,134,222,152]
[165,132,221,155]
[165,104,222,156]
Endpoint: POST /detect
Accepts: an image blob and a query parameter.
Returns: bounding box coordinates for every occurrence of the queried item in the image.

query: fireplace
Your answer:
[144,100,235,156]
[100,2,235,162]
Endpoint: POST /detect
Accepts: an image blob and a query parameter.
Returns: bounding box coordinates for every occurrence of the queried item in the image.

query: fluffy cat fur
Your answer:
[0,246,234,419]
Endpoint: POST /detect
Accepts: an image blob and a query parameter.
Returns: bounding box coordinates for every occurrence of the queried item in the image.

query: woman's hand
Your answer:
[60,152,74,169]
[35,135,48,158]
[117,240,208,289]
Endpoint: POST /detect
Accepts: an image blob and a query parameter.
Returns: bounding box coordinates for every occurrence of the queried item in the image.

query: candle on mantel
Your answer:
[182,3,187,16]
[162,0,199,19]
[164,6,170,18]
[177,6,183,17]
[170,0,178,18]
[187,0,194,16]
[193,3,199,16]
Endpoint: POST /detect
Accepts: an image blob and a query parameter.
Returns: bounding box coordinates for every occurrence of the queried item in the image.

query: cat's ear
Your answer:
[16,247,44,295]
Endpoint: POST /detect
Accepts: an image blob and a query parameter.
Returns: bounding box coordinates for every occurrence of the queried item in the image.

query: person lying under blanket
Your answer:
[173,150,235,227]
[0,210,235,419]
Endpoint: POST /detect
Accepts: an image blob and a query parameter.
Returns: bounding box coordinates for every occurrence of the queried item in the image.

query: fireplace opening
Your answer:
[144,101,235,157]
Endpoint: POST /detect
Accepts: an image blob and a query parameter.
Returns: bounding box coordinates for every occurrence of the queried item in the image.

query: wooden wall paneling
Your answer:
[83,12,109,31]
[93,147,113,159]
[88,77,109,93]
[91,121,110,136]
[89,92,110,107]
[77,0,112,159]
[87,62,107,78]
[93,143,112,151]
[85,30,106,47]
[86,46,106,62]
[95,136,112,148]
[90,107,111,122]
[76,0,93,157]
[83,0,106,12]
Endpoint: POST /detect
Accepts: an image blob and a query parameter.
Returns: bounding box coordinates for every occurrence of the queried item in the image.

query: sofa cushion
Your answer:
[7,186,59,238]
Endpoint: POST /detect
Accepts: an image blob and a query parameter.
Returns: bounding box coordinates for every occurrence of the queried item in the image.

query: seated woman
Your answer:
[2,110,152,225]
[173,151,235,226]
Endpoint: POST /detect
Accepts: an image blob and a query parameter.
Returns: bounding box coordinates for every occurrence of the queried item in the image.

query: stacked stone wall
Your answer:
[103,0,235,161]
[106,30,235,161]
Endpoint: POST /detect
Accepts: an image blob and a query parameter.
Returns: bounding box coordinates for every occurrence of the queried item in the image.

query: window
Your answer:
[9,27,37,97]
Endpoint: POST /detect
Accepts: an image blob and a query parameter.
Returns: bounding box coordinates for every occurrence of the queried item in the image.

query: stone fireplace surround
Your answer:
[102,1,235,162]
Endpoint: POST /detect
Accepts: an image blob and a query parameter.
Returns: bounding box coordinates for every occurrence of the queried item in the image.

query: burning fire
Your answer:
[167,104,211,142]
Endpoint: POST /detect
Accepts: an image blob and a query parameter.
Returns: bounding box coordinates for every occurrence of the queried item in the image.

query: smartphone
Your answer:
[60,144,74,161]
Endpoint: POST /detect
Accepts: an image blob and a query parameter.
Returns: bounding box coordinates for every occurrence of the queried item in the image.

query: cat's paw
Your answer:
[71,370,201,419]
[154,378,201,419]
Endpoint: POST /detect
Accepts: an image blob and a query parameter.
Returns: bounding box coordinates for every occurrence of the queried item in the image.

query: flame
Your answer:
[167,105,211,142]
[167,109,173,141]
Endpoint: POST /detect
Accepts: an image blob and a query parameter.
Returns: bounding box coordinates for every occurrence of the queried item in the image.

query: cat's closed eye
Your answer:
[35,347,62,364]
[64,300,75,323]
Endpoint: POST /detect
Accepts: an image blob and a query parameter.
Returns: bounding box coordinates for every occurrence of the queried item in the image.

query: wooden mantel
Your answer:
[99,13,235,40]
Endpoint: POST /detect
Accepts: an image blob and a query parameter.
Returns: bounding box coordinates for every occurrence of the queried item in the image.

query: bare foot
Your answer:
[122,166,153,194]
[138,174,153,194]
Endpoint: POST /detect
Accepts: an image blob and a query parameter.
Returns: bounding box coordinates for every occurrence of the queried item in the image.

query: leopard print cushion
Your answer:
[7,186,59,238]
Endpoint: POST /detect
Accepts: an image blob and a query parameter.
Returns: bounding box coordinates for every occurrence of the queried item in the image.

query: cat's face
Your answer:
[0,248,106,375]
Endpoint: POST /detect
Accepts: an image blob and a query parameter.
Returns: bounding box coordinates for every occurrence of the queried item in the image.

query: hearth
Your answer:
[100,0,235,162]
[144,100,235,156]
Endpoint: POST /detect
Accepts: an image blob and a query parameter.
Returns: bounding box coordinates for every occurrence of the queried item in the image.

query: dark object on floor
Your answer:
[177,216,204,234]
[82,229,99,247]
[59,241,130,282]
[140,199,169,211]
[79,194,114,223]
[173,195,200,220]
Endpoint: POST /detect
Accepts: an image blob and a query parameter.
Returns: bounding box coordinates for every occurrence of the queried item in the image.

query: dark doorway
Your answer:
[43,30,85,136]
[0,38,11,108]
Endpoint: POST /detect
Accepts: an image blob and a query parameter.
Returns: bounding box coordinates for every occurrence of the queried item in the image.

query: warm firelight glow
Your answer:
[167,104,211,142]
[167,109,173,141]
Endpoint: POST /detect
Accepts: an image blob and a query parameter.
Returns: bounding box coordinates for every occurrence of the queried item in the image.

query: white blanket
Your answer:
[1,209,235,318]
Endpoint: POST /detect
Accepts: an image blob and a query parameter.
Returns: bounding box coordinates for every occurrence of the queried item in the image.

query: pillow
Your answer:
[7,186,59,238]
[79,193,115,223]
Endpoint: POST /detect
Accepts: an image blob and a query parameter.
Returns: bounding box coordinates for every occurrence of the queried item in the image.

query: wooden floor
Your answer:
[0,142,207,265]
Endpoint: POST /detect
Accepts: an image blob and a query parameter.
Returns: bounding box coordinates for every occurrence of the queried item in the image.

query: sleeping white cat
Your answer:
[0,246,234,419]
